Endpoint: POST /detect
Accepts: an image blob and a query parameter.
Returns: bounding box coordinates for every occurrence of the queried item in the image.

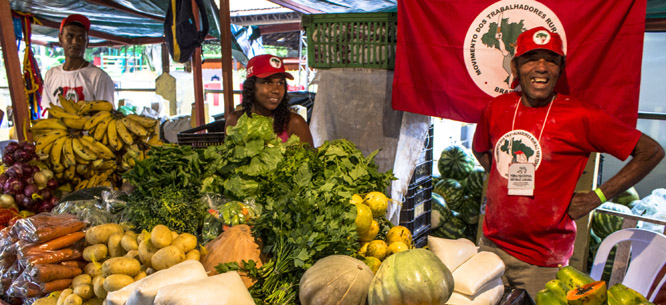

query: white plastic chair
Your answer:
[590,228,666,302]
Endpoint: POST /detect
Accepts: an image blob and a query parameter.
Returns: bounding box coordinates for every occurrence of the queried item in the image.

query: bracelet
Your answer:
[594,188,607,203]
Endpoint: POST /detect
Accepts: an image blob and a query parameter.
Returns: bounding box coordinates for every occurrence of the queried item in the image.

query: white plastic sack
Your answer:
[125,260,208,305]
[452,251,505,295]
[446,277,504,305]
[428,236,478,272]
[632,188,666,233]
[153,271,254,305]
[106,278,143,305]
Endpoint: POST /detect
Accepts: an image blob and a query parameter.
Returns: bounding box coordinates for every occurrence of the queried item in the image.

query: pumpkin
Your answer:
[368,249,454,305]
[566,281,607,305]
[201,225,264,288]
[299,255,374,305]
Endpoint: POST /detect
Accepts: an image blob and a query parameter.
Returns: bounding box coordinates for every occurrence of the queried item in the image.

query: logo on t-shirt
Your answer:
[494,129,542,179]
[55,86,84,102]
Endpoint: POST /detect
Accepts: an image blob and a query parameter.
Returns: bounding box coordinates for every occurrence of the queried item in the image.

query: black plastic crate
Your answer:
[412,228,430,248]
[177,120,225,148]
[400,210,431,238]
[405,178,432,206]
[411,125,434,184]
[412,159,433,184]
[400,198,431,221]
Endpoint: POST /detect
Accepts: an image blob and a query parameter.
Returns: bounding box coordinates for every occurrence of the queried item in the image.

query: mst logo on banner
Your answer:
[392,0,645,125]
[463,1,566,96]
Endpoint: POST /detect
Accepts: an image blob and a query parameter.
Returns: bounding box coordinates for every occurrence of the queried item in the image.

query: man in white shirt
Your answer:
[41,14,115,116]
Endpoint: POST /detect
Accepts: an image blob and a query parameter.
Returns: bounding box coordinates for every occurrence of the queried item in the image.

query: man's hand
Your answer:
[568,191,602,220]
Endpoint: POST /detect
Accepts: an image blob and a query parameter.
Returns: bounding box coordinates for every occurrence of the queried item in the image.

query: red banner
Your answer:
[392,0,646,125]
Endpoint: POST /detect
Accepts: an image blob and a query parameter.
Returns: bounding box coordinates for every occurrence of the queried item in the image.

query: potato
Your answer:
[124,249,140,260]
[103,274,134,292]
[85,263,102,278]
[72,274,92,287]
[171,233,197,253]
[83,244,108,262]
[82,298,104,305]
[63,294,82,305]
[107,233,124,257]
[138,239,157,268]
[57,288,73,305]
[133,271,147,281]
[137,230,150,245]
[92,276,106,299]
[102,257,141,277]
[85,224,124,245]
[120,234,138,251]
[151,245,185,271]
[124,230,137,239]
[171,231,179,240]
[73,284,94,300]
[150,225,173,248]
[185,249,200,261]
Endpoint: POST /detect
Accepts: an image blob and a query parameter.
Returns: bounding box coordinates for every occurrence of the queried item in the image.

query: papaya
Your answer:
[607,283,648,305]
[535,289,567,305]
[566,281,607,305]
[544,279,569,300]
[556,265,594,290]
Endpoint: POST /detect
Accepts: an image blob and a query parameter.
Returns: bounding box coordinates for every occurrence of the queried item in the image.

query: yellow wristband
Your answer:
[594,188,606,203]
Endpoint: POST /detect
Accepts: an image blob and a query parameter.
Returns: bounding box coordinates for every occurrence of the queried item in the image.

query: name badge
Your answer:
[508,163,535,196]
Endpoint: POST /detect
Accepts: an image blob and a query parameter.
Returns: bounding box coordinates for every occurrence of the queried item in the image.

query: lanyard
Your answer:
[511,95,555,144]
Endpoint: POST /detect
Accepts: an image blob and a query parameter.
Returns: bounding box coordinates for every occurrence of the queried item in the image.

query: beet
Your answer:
[2,153,15,166]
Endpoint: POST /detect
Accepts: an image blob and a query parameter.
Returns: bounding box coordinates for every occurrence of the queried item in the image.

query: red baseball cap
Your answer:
[246,54,294,80]
[511,27,565,88]
[60,14,90,33]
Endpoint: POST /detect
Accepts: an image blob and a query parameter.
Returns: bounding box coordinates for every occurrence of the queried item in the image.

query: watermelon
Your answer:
[433,178,465,210]
[462,167,486,199]
[431,193,450,229]
[458,196,481,225]
[591,202,632,239]
[437,145,476,180]
[430,215,467,240]
[611,186,640,206]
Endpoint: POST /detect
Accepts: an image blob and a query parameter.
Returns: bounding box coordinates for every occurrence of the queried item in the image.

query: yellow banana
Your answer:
[71,137,98,161]
[121,117,149,137]
[75,179,89,191]
[48,103,83,120]
[49,136,68,166]
[64,165,76,180]
[94,116,113,141]
[61,137,77,167]
[31,118,68,131]
[52,163,65,173]
[107,119,120,150]
[81,135,114,159]
[63,117,88,129]
[115,119,134,145]
[78,100,114,115]
[84,111,111,130]
[35,130,66,151]
[126,114,157,128]
[94,160,116,171]
[37,140,55,156]
[74,154,90,165]
[58,95,79,114]
[76,164,87,176]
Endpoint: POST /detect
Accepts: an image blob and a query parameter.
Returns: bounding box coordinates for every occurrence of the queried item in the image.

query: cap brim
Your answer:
[255,72,294,80]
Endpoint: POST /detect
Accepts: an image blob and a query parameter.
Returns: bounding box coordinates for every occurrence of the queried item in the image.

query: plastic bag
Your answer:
[633,188,666,233]
[199,194,260,244]
[126,260,208,305]
[51,187,128,226]
[153,271,254,305]
[11,213,85,243]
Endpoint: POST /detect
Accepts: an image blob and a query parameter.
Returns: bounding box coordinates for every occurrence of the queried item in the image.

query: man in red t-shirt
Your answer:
[472,27,664,297]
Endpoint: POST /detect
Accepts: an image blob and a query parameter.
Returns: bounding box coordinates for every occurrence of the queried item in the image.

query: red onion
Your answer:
[5,178,24,195]
[5,164,23,179]
[4,142,20,156]
[2,153,15,166]
[47,179,58,189]
[24,184,39,198]
[38,188,52,200]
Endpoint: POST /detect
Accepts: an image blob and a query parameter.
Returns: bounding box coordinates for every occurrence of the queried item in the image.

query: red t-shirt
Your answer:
[473,92,641,266]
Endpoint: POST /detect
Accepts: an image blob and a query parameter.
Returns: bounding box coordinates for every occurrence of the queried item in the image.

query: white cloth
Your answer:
[42,64,115,112]
[153,271,254,305]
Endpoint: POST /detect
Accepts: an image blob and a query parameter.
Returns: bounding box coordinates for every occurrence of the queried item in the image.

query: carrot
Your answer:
[26,231,85,254]
[35,221,85,243]
[28,263,82,282]
[60,260,87,270]
[26,278,72,297]
[28,248,82,265]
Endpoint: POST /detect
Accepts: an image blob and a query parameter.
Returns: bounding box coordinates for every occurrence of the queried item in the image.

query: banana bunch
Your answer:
[31,95,162,191]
